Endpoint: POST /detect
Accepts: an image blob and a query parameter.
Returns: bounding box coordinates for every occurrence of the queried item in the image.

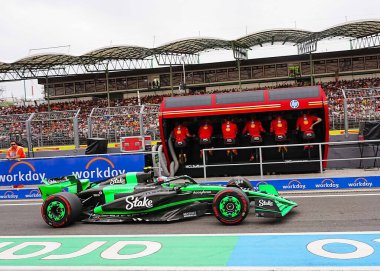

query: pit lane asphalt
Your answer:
[0,192,379,236]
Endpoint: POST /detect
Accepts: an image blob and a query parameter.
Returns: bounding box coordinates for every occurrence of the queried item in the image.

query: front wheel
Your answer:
[212,187,250,225]
[41,192,82,228]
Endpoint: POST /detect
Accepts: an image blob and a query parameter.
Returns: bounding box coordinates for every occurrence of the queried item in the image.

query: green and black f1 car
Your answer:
[39,172,297,228]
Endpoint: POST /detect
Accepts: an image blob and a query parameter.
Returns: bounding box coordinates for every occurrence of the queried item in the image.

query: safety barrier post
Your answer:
[139,105,145,138]
[259,146,263,178]
[73,109,80,149]
[341,88,349,138]
[203,149,207,183]
[88,108,95,138]
[319,143,323,173]
[26,113,35,156]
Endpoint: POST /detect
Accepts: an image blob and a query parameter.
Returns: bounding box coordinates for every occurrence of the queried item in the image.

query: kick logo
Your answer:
[72,157,126,180]
[0,161,45,184]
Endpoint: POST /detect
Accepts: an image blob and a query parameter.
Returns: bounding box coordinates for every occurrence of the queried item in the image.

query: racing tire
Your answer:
[227,176,254,190]
[212,187,250,225]
[41,192,82,228]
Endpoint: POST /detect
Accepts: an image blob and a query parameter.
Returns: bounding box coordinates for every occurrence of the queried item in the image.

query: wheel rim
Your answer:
[219,196,241,218]
[46,201,66,221]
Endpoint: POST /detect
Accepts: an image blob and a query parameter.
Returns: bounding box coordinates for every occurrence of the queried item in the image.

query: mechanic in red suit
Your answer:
[270,114,288,153]
[296,111,322,149]
[198,119,214,158]
[242,115,265,161]
[222,118,238,156]
[173,122,192,162]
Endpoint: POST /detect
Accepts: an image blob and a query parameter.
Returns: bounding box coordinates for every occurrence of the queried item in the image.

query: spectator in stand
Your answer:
[6,140,26,160]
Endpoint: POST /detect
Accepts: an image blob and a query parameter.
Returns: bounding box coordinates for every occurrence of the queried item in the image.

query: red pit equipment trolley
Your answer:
[159,86,329,177]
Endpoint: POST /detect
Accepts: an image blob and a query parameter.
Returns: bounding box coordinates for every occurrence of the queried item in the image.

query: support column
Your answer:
[170,64,173,96]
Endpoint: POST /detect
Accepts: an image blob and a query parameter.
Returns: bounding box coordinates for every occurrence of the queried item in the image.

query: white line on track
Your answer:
[0,202,41,206]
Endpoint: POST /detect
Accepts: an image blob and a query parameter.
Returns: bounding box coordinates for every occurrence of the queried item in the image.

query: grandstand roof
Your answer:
[11,54,82,68]
[316,20,380,41]
[155,38,240,54]
[81,46,153,60]
[236,29,313,47]
[1,20,380,81]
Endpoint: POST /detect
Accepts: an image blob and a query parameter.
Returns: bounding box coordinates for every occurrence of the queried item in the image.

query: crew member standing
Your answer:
[198,120,213,158]
[6,141,26,160]
[270,115,288,153]
[173,122,192,162]
[242,115,265,161]
[222,118,238,156]
[296,111,322,149]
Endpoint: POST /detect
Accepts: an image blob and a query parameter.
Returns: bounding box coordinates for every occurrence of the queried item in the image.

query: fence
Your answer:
[30,110,80,148]
[0,113,31,149]
[328,87,380,131]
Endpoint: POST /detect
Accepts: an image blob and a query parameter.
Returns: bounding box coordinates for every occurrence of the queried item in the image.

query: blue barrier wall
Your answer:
[0,153,145,187]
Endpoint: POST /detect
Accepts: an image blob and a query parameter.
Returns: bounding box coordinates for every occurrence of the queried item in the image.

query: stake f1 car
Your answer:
[39,172,297,228]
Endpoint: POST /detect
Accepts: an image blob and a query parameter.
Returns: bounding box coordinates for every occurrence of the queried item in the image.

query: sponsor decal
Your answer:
[0,162,45,183]
[109,177,124,185]
[25,189,41,199]
[183,211,197,218]
[185,164,202,168]
[0,240,162,260]
[347,177,373,188]
[290,100,299,109]
[193,190,212,195]
[282,179,306,190]
[72,157,125,180]
[315,179,339,189]
[258,199,274,207]
[125,196,153,210]
[0,190,18,199]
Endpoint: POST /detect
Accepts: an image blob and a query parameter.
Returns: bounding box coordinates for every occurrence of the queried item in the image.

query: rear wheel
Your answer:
[41,192,82,228]
[212,187,250,225]
[227,176,254,190]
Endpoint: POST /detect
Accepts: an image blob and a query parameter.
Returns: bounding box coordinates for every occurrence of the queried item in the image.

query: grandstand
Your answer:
[1,20,380,150]
[1,78,380,149]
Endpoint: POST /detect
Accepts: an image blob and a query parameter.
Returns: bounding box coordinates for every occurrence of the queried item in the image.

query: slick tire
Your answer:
[41,192,82,228]
[212,187,249,225]
[227,176,254,191]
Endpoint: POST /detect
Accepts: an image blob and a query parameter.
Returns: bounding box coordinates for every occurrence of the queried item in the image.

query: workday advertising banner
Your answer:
[0,153,144,186]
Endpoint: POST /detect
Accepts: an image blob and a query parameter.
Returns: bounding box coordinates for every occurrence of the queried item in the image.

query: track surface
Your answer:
[1,192,379,235]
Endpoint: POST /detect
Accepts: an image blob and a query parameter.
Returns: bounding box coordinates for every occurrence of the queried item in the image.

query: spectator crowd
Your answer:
[1,77,380,148]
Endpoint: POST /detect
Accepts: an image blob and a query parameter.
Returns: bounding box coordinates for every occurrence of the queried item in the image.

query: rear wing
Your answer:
[39,176,90,200]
